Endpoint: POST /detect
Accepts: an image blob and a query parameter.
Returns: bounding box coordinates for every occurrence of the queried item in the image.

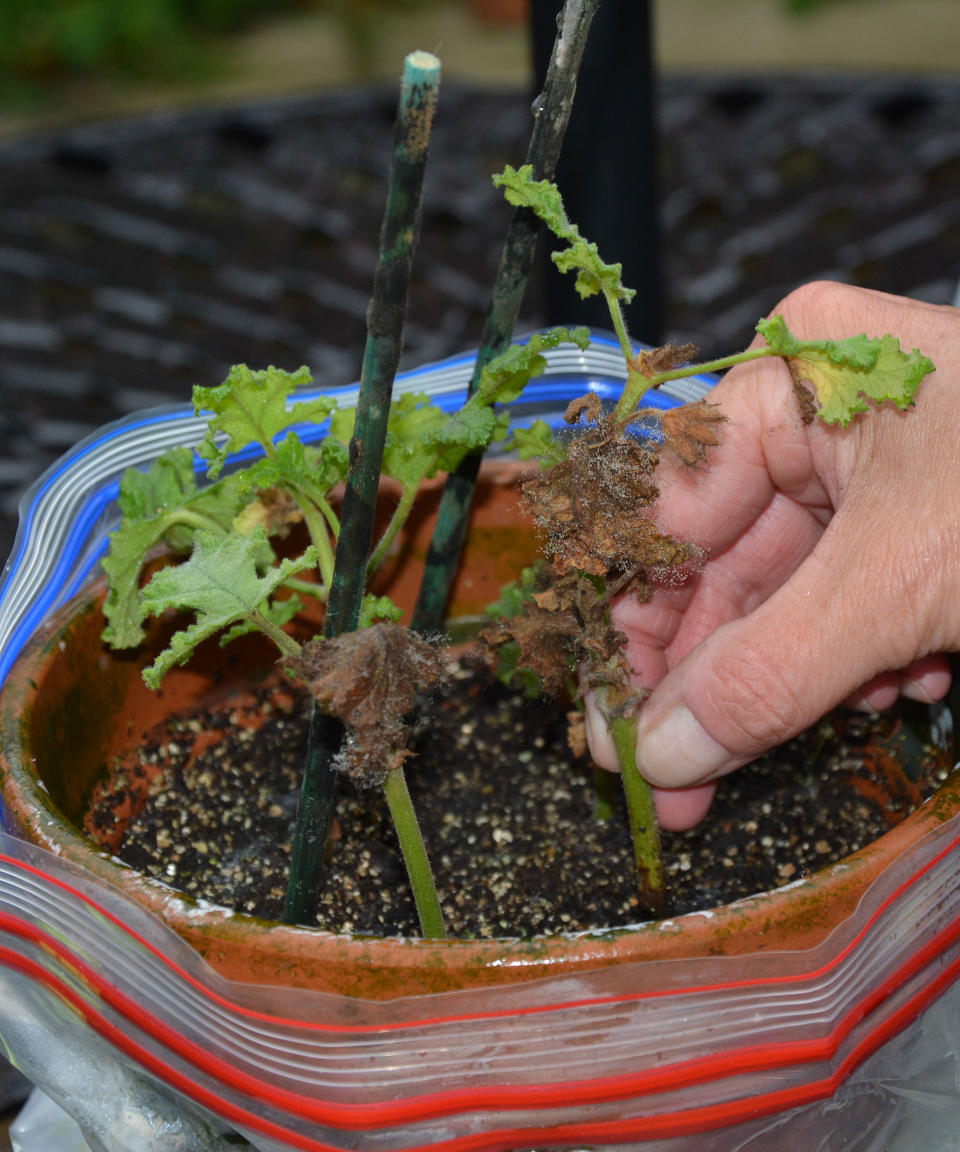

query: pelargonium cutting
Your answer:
[101,161,934,935]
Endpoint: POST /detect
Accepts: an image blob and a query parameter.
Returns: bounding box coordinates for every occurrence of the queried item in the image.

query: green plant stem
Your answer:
[282,51,442,928]
[366,482,418,578]
[296,481,341,542]
[614,345,780,419]
[248,609,301,660]
[288,486,337,589]
[174,508,231,535]
[411,0,599,635]
[605,287,635,367]
[609,714,664,919]
[383,765,446,939]
[281,575,328,602]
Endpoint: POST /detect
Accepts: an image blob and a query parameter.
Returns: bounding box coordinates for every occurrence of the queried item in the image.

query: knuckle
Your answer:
[774,280,861,332]
[704,641,807,753]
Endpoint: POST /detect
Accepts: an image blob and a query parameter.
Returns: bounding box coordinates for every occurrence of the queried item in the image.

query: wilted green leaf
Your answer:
[493,164,574,239]
[494,166,634,307]
[477,326,591,406]
[758,314,935,427]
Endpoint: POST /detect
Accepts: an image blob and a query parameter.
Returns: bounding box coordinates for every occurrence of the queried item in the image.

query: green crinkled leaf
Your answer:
[508,419,566,465]
[486,566,539,619]
[220,593,303,647]
[477,326,591,406]
[757,314,936,427]
[102,520,176,648]
[426,401,499,473]
[330,394,454,489]
[493,164,574,240]
[484,568,544,698]
[140,527,318,688]
[494,166,634,307]
[381,393,450,488]
[359,594,404,627]
[194,364,335,477]
[117,447,196,523]
[102,451,246,648]
[238,431,346,499]
[329,406,356,445]
[553,244,633,304]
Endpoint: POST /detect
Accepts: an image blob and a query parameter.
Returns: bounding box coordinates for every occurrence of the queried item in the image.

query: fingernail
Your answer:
[901,680,936,706]
[638,704,730,786]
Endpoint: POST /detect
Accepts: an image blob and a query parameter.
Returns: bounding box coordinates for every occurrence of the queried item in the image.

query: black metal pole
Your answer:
[530,0,661,345]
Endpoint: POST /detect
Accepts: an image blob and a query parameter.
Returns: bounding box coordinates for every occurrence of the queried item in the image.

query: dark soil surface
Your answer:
[86,655,952,938]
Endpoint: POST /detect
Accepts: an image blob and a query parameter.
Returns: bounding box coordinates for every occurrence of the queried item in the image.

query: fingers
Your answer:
[846,654,952,711]
[583,694,717,832]
[632,499,954,790]
[652,781,717,832]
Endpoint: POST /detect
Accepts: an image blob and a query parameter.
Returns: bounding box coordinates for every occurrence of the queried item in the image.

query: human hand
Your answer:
[585,281,960,830]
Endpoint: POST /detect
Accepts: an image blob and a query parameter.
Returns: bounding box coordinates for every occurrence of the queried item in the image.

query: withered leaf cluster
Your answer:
[290,623,444,787]
[522,404,694,578]
[482,568,647,723]
[632,341,699,378]
[485,384,727,726]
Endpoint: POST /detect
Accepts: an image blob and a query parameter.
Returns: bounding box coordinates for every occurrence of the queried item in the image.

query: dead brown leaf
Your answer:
[633,342,699,378]
[565,392,604,426]
[290,624,444,786]
[660,400,728,467]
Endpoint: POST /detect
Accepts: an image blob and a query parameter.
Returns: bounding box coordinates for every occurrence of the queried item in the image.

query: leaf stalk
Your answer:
[383,764,446,938]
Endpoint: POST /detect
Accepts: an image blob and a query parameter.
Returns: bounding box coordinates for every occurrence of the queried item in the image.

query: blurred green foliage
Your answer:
[0,0,315,103]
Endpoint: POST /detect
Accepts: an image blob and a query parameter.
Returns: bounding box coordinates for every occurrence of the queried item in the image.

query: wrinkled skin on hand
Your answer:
[586,282,960,831]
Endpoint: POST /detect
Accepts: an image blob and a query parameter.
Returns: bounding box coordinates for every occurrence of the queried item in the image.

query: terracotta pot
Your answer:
[3,459,960,1002]
[468,0,529,26]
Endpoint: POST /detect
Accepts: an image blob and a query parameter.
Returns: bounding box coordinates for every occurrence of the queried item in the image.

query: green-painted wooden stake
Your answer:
[411,0,599,634]
[283,51,442,927]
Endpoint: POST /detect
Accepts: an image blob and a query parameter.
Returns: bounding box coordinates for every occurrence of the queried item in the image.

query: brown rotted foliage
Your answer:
[484,379,727,725]
[522,400,693,579]
[291,623,444,787]
[660,400,728,468]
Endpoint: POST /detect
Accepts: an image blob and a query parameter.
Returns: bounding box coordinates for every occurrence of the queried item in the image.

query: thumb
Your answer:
[634,529,911,790]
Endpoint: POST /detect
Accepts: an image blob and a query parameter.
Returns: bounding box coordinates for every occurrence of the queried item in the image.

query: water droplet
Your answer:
[531,92,545,117]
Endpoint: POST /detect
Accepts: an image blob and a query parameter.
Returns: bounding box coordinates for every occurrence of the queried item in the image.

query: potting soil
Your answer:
[86,654,952,937]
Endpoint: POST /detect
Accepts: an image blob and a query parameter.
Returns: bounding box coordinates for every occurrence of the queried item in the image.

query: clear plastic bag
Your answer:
[1,339,959,1151]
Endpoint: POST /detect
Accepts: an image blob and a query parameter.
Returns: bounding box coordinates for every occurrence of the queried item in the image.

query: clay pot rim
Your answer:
[4,586,960,964]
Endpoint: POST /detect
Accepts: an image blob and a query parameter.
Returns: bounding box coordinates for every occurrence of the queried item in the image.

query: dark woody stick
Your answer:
[411,0,599,634]
[283,51,442,926]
